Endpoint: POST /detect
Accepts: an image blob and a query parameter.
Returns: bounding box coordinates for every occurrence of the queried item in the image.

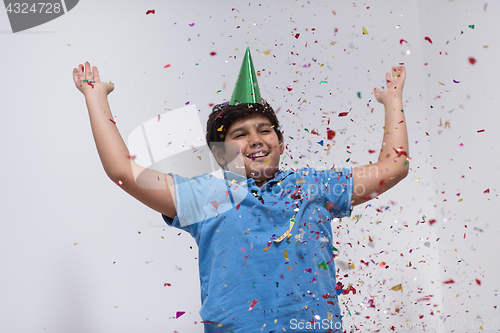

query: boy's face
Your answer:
[215,114,284,187]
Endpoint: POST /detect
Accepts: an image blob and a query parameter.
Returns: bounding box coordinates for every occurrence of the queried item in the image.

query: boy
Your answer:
[73,47,408,332]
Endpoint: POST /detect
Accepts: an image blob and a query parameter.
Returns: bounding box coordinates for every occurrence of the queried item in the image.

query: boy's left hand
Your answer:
[374,65,405,105]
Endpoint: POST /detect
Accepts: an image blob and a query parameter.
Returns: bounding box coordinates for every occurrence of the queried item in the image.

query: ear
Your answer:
[212,145,227,166]
[279,141,285,155]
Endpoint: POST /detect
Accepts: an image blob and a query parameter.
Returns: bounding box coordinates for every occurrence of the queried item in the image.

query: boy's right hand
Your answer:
[73,62,114,97]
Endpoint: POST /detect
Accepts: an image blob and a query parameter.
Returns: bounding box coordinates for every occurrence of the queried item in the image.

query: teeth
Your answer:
[250,151,268,158]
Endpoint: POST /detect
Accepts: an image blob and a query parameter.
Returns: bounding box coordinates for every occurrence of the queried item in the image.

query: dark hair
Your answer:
[205,101,283,152]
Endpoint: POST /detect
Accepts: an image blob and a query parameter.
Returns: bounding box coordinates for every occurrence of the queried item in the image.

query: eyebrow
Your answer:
[228,123,272,137]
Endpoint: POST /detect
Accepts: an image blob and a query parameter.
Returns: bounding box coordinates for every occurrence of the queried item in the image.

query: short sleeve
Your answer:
[161,171,248,229]
[321,167,353,218]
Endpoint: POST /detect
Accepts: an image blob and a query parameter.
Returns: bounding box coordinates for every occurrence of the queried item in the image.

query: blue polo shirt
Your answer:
[162,167,353,332]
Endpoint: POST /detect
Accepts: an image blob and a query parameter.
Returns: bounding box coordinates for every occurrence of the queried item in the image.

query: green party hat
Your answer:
[229,47,262,105]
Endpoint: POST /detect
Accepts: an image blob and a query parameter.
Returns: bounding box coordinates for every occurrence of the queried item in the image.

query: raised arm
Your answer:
[351,65,410,206]
[73,62,177,218]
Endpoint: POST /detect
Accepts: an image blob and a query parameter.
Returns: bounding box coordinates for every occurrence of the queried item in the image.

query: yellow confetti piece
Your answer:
[263,50,271,56]
[458,199,463,202]
[274,218,295,243]
[362,26,369,35]
[416,178,420,182]
[284,250,289,260]
[217,126,224,132]
[228,179,237,187]
[349,263,355,269]
[391,284,403,292]
[329,40,338,46]
[438,81,445,85]
[263,245,271,252]
[73,243,77,245]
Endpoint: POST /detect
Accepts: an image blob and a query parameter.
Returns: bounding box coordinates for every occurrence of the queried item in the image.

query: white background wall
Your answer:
[0,0,498,332]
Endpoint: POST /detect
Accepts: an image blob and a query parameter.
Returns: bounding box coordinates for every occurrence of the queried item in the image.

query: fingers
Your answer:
[84,62,93,80]
[93,66,100,82]
[386,72,391,84]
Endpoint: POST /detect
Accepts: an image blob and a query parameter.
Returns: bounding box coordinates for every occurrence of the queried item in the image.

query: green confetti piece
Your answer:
[252,282,256,288]
[357,92,361,98]
[332,246,339,252]
[469,25,475,29]
[401,109,404,113]
[138,231,141,234]
[317,260,328,270]
[320,80,328,83]
[346,158,350,162]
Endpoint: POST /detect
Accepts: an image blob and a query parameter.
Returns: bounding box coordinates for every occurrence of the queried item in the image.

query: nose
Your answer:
[247,131,264,148]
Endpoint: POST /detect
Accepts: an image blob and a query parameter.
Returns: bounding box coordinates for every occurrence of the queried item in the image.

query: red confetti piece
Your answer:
[327,129,336,140]
[164,64,171,68]
[210,51,217,56]
[201,320,220,325]
[236,203,241,210]
[338,112,349,117]
[110,118,116,124]
[210,201,218,210]
[310,129,319,135]
[146,9,155,15]
[443,279,455,284]
[295,33,300,39]
[424,36,433,44]
[477,129,485,133]
[164,283,171,286]
[248,299,258,311]
[400,39,408,45]
[429,219,437,226]
[176,311,185,318]
[469,57,476,64]
[476,279,481,285]
[117,180,123,186]
[127,155,136,160]
[158,115,161,122]
[368,149,376,154]
[287,86,293,92]
[484,189,490,193]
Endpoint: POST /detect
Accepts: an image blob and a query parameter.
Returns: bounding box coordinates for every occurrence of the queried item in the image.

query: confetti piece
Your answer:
[317,260,328,270]
[329,40,338,46]
[176,311,185,318]
[210,201,218,210]
[338,112,349,117]
[189,23,195,27]
[477,129,485,133]
[164,64,171,68]
[357,92,361,98]
[476,279,481,285]
[287,85,293,92]
[217,125,224,131]
[248,299,258,311]
[438,81,445,85]
[327,129,336,140]
[164,283,171,286]
[469,25,475,29]
[127,155,136,160]
[424,36,433,44]
[117,180,123,186]
[146,9,155,15]
[469,57,476,65]
[443,279,455,284]
[362,26,369,35]
[274,218,295,243]
[390,284,403,292]
[294,33,300,39]
[284,250,289,260]
[453,79,460,83]
[429,219,437,226]
[484,188,490,193]
[73,243,77,245]
[185,101,190,105]
[210,51,217,56]
[400,39,408,45]
[317,140,324,146]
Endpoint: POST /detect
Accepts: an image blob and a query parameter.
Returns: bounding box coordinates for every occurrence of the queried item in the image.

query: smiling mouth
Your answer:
[247,151,269,160]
